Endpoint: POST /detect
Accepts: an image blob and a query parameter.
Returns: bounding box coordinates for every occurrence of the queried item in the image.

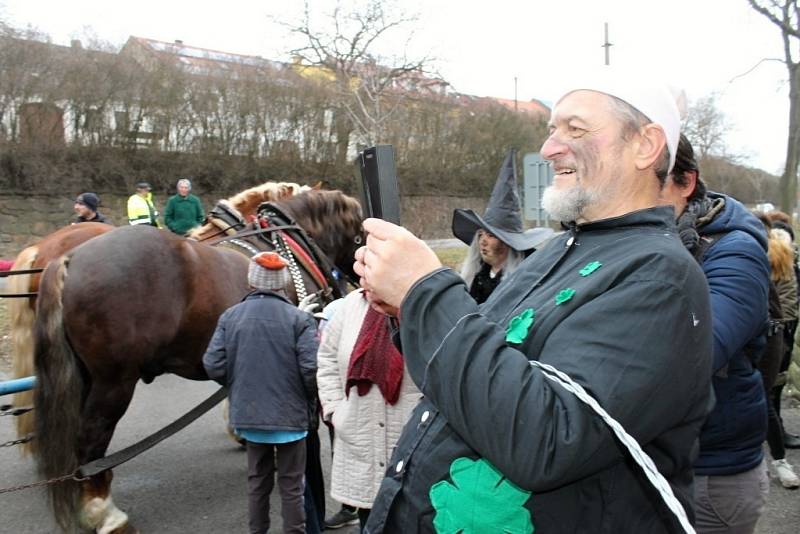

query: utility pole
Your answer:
[602,22,613,66]
[514,76,518,112]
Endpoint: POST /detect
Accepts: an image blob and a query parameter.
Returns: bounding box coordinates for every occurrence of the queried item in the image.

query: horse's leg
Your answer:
[77,378,139,534]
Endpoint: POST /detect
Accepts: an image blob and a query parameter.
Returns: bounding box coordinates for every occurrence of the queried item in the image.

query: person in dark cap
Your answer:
[127,182,160,227]
[72,192,111,225]
[452,149,553,304]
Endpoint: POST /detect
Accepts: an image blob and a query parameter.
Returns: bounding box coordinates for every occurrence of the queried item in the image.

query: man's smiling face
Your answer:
[540,90,634,223]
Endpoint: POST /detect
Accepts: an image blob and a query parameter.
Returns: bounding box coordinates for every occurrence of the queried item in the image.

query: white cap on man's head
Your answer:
[553,67,683,173]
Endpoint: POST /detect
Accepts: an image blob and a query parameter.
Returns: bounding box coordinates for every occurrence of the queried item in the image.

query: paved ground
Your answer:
[756,396,800,534]
[0,373,356,533]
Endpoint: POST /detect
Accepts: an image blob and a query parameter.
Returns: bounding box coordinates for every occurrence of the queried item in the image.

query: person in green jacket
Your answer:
[164,178,205,235]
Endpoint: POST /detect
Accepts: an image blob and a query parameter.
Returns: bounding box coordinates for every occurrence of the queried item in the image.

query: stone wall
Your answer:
[0,192,489,259]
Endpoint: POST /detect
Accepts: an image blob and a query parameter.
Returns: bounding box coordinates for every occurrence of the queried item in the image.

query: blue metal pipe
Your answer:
[0,376,37,396]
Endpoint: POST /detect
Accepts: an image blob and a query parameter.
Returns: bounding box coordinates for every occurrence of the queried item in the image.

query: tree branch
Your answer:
[747,0,800,38]
[728,56,787,82]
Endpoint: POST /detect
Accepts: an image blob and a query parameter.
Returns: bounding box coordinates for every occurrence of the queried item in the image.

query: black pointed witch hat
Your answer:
[452,149,553,252]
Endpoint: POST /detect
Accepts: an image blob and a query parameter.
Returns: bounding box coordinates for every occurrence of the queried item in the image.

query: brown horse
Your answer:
[11,181,306,451]
[33,190,363,533]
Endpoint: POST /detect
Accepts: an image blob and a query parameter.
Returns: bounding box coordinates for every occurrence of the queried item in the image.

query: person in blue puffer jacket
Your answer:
[659,134,770,534]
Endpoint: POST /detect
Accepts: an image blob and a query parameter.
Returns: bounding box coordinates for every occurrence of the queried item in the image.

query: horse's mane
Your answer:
[225,181,309,217]
[276,189,363,257]
[188,181,309,239]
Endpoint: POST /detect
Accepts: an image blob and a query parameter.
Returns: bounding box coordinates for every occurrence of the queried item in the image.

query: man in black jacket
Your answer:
[72,192,111,224]
[354,70,713,533]
[203,252,318,534]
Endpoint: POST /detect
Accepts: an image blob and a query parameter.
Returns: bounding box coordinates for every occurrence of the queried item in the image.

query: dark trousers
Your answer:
[247,438,306,534]
[358,508,371,531]
[766,389,787,459]
[304,483,321,534]
[304,431,325,533]
[772,319,797,430]
[694,460,768,534]
[759,327,786,460]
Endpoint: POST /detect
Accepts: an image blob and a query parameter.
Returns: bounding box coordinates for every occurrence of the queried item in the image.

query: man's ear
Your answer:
[679,170,698,200]
[634,124,668,171]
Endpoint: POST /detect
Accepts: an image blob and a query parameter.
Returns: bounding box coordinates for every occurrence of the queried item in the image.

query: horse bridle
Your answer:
[199,198,361,294]
[196,202,248,242]
[258,201,362,291]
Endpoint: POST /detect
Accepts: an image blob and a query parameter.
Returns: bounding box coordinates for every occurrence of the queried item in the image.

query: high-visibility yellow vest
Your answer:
[127,193,159,226]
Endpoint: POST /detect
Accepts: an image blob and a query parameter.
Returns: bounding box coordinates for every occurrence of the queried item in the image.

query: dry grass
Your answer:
[434,247,467,270]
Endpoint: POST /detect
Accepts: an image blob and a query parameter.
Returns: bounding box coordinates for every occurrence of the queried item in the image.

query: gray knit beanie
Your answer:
[248,252,290,291]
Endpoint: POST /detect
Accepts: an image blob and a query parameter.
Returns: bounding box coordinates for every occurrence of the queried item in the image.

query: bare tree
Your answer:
[683,93,735,160]
[281,0,434,152]
[747,0,800,212]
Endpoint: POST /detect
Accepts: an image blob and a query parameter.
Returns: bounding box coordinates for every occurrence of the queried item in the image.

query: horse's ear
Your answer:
[312,181,323,191]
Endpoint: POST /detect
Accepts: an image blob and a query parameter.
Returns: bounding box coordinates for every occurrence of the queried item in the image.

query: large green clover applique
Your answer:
[505,308,535,344]
[429,457,534,534]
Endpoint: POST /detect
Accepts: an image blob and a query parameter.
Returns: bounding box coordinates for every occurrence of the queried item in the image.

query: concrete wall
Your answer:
[0,193,489,259]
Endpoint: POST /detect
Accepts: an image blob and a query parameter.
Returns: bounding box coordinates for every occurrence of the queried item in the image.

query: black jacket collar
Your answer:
[561,206,677,233]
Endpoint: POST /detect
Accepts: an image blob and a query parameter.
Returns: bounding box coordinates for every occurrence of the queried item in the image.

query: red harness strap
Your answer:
[262,220,328,290]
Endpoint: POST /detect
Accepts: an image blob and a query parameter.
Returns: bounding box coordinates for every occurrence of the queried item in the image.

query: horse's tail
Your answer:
[9,245,38,454]
[33,254,83,532]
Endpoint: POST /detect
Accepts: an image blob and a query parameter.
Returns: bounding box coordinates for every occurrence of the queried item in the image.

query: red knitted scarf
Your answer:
[346,304,404,405]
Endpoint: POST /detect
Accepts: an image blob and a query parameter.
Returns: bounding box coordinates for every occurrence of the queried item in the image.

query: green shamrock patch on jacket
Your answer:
[429,457,534,533]
[505,308,535,344]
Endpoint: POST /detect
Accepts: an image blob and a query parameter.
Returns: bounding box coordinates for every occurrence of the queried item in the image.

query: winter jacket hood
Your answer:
[700,191,768,252]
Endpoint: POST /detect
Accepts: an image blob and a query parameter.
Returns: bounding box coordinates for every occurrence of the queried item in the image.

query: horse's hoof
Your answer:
[81,495,130,534]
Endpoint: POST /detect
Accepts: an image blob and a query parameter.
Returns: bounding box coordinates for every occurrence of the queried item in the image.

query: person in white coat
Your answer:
[317,288,423,531]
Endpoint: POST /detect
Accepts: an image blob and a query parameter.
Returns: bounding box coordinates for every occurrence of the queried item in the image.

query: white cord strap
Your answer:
[529,360,695,534]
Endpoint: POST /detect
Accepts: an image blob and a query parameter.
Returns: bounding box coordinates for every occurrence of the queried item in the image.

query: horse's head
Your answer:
[189,181,310,241]
[276,190,364,283]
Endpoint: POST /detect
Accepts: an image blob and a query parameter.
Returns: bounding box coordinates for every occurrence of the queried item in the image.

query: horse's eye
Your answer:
[354,235,362,245]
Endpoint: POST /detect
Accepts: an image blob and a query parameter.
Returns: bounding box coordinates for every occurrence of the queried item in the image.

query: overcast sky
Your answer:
[1,0,793,175]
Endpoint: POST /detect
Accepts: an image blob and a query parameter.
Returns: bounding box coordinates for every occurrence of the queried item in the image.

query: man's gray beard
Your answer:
[541,185,598,223]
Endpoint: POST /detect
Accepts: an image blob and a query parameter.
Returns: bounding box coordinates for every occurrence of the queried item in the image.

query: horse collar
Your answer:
[258,202,294,227]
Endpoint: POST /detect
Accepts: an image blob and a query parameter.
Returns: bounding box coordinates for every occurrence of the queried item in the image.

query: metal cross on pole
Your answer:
[602,22,613,66]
